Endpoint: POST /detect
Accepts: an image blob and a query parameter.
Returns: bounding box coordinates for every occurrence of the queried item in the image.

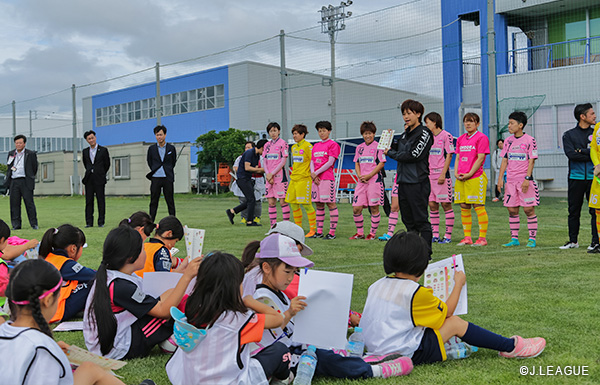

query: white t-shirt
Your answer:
[0,322,73,385]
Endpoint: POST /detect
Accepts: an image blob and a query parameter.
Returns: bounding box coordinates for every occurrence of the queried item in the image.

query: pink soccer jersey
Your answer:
[500,133,538,183]
[263,137,289,177]
[312,139,340,181]
[429,130,455,179]
[354,141,386,182]
[456,131,490,178]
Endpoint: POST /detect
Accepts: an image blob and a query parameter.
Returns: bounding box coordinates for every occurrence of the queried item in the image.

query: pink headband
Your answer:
[11,278,63,306]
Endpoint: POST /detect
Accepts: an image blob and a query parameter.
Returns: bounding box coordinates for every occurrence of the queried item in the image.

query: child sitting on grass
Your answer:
[360,231,546,365]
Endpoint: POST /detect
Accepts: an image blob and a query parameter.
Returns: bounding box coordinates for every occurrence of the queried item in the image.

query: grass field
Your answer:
[2,194,598,384]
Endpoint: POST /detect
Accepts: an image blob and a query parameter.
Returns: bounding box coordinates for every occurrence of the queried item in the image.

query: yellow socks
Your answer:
[290,203,303,227]
[474,206,489,239]
[461,208,472,238]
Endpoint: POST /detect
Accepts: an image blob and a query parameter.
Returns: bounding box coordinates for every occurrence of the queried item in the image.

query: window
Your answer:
[41,162,54,182]
[113,156,130,180]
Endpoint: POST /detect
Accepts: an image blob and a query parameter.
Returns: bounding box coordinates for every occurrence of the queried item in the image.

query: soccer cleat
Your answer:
[366,233,377,240]
[502,238,520,247]
[559,241,579,249]
[472,238,487,246]
[380,356,413,378]
[363,352,402,365]
[254,217,261,224]
[492,197,500,202]
[499,336,546,359]
[378,233,392,241]
[225,209,235,225]
[588,242,598,251]
[349,233,365,240]
[324,233,336,240]
[587,244,600,253]
[431,236,440,243]
[457,237,473,246]
[240,218,247,224]
[526,239,537,248]
[305,230,316,238]
[438,238,452,244]
[307,232,323,239]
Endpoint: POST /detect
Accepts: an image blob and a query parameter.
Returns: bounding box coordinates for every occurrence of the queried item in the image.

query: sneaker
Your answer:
[588,242,598,251]
[246,222,262,227]
[438,237,452,244]
[499,335,546,359]
[363,352,402,365]
[492,197,500,202]
[380,356,413,378]
[378,233,392,241]
[472,238,487,246]
[457,237,473,246]
[366,233,377,240]
[559,241,579,249]
[349,233,365,240]
[225,209,235,225]
[254,217,261,224]
[240,218,247,224]
[432,236,440,243]
[159,336,177,353]
[324,233,336,240]
[502,238,520,247]
[587,244,600,253]
[527,239,537,248]
[307,232,323,239]
[305,230,317,238]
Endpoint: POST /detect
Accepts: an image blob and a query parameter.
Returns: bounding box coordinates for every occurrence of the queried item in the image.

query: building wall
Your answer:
[35,142,191,196]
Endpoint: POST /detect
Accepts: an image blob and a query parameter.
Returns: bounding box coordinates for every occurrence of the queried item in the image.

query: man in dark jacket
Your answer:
[560,103,598,250]
[5,135,38,230]
[82,130,110,228]
[385,99,433,243]
[147,125,177,221]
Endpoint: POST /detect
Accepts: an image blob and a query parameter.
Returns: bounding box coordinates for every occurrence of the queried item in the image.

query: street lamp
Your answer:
[319,1,352,139]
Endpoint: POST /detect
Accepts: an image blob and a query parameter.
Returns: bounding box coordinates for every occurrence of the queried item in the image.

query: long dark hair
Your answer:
[155,216,184,240]
[87,226,143,355]
[185,252,247,328]
[119,211,155,237]
[241,240,261,271]
[39,224,86,259]
[0,219,10,242]
[6,259,61,338]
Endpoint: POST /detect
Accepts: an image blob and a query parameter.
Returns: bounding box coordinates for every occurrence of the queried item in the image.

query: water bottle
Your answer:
[446,342,478,359]
[345,327,365,357]
[294,345,318,385]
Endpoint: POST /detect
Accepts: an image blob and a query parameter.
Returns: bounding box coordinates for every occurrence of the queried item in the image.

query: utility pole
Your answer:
[487,0,498,197]
[156,62,162,125]
[12,100,16,137]
[319,1,352,140]
[279,30,289,142]
[72,84,80,195]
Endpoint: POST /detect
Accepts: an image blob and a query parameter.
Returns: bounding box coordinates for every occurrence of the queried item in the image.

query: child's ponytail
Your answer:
[241,240,261,271]
[155,216,184,240]
[87,226,143,355]
[39,224,86,259]
[120,211,155,237]
[6,259,62,338]
[0,219,10,241]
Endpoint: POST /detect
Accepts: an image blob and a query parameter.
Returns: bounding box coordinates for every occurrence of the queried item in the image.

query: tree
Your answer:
[195,128,255,166]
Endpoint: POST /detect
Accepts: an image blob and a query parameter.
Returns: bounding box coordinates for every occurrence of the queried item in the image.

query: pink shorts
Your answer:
[312,179,336,203]
[265,176,288,199]
[353,181,384,207]
[391,183,398,199]
[504,180,539,207]
[429,177,453,203]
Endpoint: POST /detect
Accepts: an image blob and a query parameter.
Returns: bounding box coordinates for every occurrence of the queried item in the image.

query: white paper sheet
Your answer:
[377,129,395,150]
[142,272,183,298]
[423,254,468,315]
[53,321,83,332]
[184,226,205,261]
[292,270,353,350]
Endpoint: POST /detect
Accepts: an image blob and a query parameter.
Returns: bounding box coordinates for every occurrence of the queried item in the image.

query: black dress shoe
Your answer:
[226,209,235,225]
[12,227,21,230]
[98,224,104,228]
[246,222,262,227]
[85,225,93,228]
[31,225,39,230]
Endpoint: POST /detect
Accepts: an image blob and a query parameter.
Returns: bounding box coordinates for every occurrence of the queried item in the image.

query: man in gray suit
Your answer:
[5,135,38,230]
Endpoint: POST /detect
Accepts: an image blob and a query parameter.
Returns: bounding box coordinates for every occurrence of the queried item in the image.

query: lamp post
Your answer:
[319,1,352,139]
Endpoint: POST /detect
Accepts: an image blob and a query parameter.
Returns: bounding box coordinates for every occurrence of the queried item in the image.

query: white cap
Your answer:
[265,221,313,256]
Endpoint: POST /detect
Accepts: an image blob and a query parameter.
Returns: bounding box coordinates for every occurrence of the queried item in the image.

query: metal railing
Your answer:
[462,57,481,85]
[508,36,600,74]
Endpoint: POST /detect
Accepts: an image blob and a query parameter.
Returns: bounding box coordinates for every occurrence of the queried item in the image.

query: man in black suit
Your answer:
[6,135,38,230]
[82,130,110,228]
[147,125,177,221]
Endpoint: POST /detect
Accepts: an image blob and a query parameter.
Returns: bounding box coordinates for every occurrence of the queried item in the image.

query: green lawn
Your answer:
[2,194,598,384]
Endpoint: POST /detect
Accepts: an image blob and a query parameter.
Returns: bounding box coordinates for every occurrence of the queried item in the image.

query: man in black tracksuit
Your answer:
[385,99,433,243]
[560,103,598,250]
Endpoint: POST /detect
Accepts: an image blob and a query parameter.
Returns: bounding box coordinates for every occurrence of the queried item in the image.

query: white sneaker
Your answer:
[559,241,579,249]
[587,243,599,251]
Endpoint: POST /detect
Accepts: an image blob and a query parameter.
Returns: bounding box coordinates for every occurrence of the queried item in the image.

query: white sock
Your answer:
[371,364,383,378]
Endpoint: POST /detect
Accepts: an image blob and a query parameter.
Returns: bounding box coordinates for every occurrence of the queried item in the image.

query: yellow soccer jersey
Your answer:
[290,139,312,181]
[412,286,448,330]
